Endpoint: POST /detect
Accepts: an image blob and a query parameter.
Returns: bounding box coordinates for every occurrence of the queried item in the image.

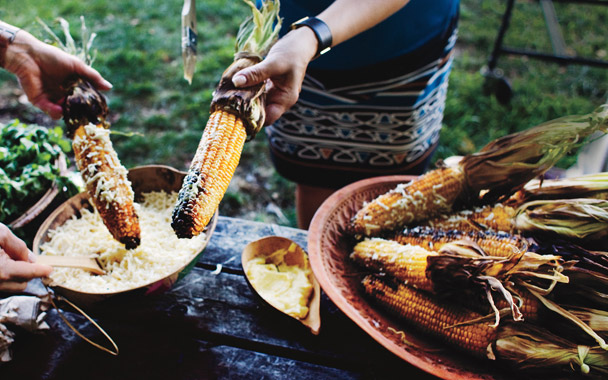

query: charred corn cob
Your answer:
[172,110,247,238]
[71,121,140,249]
[392,226,529,257]
[172,0,281,238]
[363,275,608,375]
[424,204,516,234]
[352,234,562,293]
[424,197,608,244]
[351,237,527,324]
[354,235,608,347]
[350,106,608,237]
[43,18,141,249]
[350,166,466,237]
[351,235,571,325]
[351,238,436,292]
[362,275,497,358]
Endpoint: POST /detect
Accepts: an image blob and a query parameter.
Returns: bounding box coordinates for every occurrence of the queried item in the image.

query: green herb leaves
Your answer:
[0,120,75,224]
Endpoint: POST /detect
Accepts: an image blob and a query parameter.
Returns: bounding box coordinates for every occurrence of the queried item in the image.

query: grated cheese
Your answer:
[40,191,207,293]
[74,123,133,208]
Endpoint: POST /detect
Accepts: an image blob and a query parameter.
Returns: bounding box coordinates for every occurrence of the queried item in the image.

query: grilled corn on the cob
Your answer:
[172,0,281,238]
[392,226,529,257]
[362,275,497,358]
[71,122,140,248]
[351,237,528,325]
[423,204,516,234]
[172,110,247,238]
[49,18,141,249]
[351,234,573,325]
[351,238,436,292]
[350,106,608,237]
[363,275,608,375]
[350,166,466,237]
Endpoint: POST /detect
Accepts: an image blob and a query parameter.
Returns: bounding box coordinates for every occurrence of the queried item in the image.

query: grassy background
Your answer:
[1,0,607,228]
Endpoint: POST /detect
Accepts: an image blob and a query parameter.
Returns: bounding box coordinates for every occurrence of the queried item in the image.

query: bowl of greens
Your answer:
[0,119,77,229]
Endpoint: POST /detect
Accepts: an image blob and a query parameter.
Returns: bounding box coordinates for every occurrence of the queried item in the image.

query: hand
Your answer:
[232,28,317,126]
[0,224,52,293]
[3,29,112,120]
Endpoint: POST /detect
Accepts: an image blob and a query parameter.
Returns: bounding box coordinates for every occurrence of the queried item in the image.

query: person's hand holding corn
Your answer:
[0,20,112,119]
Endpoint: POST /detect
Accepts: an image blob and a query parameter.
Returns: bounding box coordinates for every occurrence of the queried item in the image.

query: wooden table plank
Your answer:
[199,216,308,271]
[0,216,439,380]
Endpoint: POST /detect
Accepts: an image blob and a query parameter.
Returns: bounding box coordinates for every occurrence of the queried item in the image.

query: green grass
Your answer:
[1,0,606,228]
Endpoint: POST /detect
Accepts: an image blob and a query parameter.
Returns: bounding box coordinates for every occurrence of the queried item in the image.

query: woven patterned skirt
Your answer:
[267,19,458,189]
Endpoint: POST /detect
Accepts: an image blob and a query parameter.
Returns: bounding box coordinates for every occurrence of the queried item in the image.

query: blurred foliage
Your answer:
[1,0,606,227]
[0,120,78,224]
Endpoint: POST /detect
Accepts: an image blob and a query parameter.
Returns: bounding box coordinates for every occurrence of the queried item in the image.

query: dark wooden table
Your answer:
[0,216,438,380]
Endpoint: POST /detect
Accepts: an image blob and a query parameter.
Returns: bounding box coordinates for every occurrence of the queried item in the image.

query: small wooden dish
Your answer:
[242,236,321,335]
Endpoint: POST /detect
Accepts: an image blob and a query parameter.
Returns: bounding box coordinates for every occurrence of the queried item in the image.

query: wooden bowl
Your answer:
[8,152,68,229]
[307,175,510,380]
[242,236,321,335]
[33,164,217,303]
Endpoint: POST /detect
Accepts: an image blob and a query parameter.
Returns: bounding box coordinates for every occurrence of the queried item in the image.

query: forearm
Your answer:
[228,0,412,124]
[0,20,20,68]
[317,0,410,46]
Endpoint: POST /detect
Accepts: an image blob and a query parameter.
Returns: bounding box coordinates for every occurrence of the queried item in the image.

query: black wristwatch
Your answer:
[290,16,332,59]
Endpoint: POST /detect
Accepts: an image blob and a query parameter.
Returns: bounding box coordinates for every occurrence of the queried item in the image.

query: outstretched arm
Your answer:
[232,0,410,125]
[0,20,112,119]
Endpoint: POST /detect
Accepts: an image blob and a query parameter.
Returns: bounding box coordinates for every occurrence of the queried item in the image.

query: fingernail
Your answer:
[103,79,113,89]
[232,75,246,87]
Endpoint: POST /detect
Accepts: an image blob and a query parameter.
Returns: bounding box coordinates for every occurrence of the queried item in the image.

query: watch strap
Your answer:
[290,16,332,58]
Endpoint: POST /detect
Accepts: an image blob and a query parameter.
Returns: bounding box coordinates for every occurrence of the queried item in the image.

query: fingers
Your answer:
[0,281,28,293]
[0,257,53,282]
[0,224,30,261]
[73,62,113,91]
[0,227,53,288]
[265,103,289,126]
[232,58,282,88]
[232,67,263,88]
[34,98,64,120]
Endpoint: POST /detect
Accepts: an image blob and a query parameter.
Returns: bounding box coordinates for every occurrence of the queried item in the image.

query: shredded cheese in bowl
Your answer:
[40,191,207,294]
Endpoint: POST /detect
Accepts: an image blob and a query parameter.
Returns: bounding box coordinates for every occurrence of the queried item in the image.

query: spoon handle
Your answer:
[36,255,105,275]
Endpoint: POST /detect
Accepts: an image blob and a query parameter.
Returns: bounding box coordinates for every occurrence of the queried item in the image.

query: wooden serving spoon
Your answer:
[36,255,105,275]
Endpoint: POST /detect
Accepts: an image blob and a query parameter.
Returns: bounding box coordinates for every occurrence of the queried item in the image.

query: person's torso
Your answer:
[279,0,460,69]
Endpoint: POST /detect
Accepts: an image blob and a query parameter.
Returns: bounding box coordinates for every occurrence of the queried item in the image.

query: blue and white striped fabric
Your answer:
[266,0,460,188]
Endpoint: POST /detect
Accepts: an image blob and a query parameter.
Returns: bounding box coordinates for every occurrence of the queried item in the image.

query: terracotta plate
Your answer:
[307,175,510,380]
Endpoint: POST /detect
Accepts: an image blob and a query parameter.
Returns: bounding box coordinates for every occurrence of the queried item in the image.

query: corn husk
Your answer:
[210,0,282,138]
[510,172,608,205]
[514,199,608,241]
[37,17,107,138]
[426,240,567,326]
[462,105,608,204]
[495,324,608,378]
